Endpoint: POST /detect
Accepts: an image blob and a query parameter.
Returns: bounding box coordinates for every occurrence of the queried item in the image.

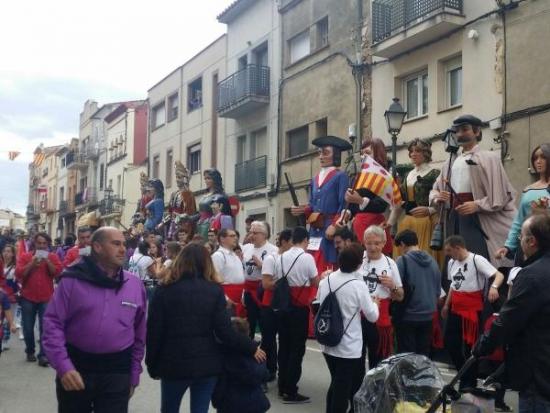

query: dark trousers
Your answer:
[323,353,361,413]
[444,311,479,389]
[20,298,47,357]
[244,291,261,339]
[277,306,309,396]
[259,306,278,375]
[359,319,380,375]
[56,372,131,413]
[395,320,432,357]
[160,377,217,413]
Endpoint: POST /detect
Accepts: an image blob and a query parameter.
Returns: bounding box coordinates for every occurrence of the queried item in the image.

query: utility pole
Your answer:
[352,0,366,152]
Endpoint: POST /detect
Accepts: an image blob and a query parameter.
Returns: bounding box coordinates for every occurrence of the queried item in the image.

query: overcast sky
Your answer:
[0,0,235,214]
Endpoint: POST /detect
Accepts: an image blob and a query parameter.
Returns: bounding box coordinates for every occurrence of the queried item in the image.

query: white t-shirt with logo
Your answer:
[447,253,497,292]
[273,247,318,286]
[212,247,245,285]
[317,270,379,358]
[128,252,154,281]
[358,253,402,299]
[242,242,278,281]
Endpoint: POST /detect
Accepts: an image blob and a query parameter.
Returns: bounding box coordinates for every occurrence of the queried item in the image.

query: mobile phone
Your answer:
[79,246,91,256]
[35,250,49,259]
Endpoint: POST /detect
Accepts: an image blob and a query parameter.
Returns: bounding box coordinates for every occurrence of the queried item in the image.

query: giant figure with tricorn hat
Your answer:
[291,135,352,273]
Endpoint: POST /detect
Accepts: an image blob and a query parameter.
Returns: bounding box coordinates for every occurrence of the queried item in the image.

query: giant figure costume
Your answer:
[144,179,165,233]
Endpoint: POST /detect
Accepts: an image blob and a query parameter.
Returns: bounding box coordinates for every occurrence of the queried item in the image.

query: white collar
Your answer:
[414,163,430,173]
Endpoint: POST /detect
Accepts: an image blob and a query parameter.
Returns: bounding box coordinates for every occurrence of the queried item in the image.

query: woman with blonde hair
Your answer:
[146,243,265,413]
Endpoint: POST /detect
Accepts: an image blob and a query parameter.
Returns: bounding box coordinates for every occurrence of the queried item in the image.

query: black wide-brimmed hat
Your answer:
[312,136,353,151]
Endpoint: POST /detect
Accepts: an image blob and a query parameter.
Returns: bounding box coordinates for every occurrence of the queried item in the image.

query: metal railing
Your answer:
[75,188,98,206]
[372,0,463,43]
[99,197,125,216]
[235,155,267,192]
[66,151,87,168]
[218,64,270,113]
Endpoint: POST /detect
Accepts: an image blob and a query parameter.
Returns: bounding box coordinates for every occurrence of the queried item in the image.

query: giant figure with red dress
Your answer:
[291,136,352,273]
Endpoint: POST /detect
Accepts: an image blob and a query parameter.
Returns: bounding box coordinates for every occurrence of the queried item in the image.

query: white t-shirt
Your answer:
[3,264,15,281]
[273,247,317,286]
[212,246,245,285]
[128,252,154,281]
[262,253,278,277]
[358,253,402,299]
[447,253,497,292]
[242,242,278,281]
[317,270,379,358]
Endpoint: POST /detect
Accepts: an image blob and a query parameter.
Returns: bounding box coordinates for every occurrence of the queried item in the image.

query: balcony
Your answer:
[217,64,270,119]
[59,200,75,216]
[235,155,267,192]
[26,204,39,219]
[30,176,40,189]
[83,147,101,160]
[372,0,464,58]
[99,197,125,216]
[66,151,88,171]
[75,188,98,207]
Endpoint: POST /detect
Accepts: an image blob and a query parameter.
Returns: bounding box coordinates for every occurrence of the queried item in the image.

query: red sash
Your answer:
[483,314,504,362]
[262,289,273,307]
[432,311,444,349]
[243,280,262,307]
[222,284,246,317]
[377,298,393,358]
[450,290,483,346]
[290,285,313,308]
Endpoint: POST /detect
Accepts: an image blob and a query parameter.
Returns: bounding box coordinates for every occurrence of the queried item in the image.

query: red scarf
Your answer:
[222,284,246,317]
[431,311,444,349]
[450,290,483,346]
[243,280,262,307]
[377,298,393,358]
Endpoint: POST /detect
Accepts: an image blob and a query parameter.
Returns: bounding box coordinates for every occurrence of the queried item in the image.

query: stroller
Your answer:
[353,353,497,413]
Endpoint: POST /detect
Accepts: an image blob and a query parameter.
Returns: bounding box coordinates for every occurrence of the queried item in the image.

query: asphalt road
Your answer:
[0,331,518,412]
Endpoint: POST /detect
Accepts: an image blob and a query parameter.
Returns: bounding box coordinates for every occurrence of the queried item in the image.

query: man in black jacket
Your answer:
[474,213,550,411]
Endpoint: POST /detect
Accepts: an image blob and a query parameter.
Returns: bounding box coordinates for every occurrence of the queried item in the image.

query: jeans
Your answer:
[323,354,361,413]
[395,320,432,357]
[160,377,217,413]
[56,372,131,413]
[277,306,309,396]
[519,392,550,413]
[20,298,47,357]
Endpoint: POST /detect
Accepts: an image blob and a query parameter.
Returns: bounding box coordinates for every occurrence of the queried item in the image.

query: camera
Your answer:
[441,128,459,154]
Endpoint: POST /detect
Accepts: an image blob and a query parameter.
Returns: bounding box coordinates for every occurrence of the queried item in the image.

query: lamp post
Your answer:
[384,98,407,177]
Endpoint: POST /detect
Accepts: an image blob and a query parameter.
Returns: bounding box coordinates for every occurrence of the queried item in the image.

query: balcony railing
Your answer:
[372,0,463,43]
[66,151,88,170]
[83,147,101,160]
[75,188,98,207]
[217,64,270,118]
[99,197,125,216]
[235,155,267,192]
[59,200,75,215]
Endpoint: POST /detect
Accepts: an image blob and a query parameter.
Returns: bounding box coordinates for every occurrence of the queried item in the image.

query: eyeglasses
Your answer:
[518,233,533,241]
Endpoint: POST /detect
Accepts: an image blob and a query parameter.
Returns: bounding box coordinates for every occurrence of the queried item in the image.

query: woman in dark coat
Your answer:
[146,243,265,413]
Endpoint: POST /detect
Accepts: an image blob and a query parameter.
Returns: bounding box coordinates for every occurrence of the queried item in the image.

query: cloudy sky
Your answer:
[0,0,235,214]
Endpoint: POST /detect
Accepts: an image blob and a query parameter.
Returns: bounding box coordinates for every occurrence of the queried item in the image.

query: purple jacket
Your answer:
[43,258,147,386]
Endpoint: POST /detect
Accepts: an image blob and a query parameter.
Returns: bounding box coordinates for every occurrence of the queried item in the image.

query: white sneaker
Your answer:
[19,332,24,340]
[2,341,9,350]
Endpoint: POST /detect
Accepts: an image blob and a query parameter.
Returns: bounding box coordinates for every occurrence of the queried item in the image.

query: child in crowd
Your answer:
[0,287,16,356]
[212,317,270,413]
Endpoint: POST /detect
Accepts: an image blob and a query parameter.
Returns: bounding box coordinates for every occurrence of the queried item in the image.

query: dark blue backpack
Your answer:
[314,276,357,347]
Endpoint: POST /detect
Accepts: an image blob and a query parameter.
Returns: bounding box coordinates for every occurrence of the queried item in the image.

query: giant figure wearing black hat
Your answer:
[291,135,352,272]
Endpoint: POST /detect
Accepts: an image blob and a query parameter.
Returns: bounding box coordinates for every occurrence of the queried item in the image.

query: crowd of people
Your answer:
[1,114,549,413]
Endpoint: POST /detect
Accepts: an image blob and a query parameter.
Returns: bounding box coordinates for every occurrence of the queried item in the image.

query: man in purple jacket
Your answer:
[43,227,147,413]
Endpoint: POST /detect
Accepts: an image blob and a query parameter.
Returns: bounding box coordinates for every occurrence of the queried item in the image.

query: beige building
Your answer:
[0,209,26,231]
[148,35,227,209]
[276,0,366,228]
[368,0,505,172]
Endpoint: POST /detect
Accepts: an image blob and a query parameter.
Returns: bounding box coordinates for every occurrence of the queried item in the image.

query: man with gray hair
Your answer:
[43,227,147,413]
[242,221,278,338]
[358,225,403,372]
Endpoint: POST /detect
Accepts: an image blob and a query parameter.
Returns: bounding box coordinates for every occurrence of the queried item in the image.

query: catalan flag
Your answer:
[354,155,402,206]
[8,151,20,161]
[33,152,46,167]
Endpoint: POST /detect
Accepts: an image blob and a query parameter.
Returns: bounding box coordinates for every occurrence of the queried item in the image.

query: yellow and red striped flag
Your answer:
[8,151,20,161]
[354,155,402,206]
[33,152,46,167]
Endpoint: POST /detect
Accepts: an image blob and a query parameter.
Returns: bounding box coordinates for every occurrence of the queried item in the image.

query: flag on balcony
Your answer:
[33,152,46,166]
[353,155,402,206]
[8,151,20,161]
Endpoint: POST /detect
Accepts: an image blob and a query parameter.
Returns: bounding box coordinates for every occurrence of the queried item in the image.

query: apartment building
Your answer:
[42,146,63,237]
[217,0,282,232]
[276,0,366,228]
[100,101,148,229]
[147,35,227,206]
[56,139,81,238]
[368,0,505,171]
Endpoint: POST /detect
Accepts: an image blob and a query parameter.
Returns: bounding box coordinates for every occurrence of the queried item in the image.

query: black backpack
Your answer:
[389,255,413,323]
[314,276,357,347]
[271,252,304,313]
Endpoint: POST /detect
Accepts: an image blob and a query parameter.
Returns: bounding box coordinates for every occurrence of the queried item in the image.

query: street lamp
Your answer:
[384,98,407,176]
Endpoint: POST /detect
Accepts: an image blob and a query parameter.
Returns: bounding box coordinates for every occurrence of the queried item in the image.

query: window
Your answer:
[404,72,428,119]
[446,57,462,107]
[316,17,329,49]
[116,175,121,197]
[166,149,173,188]
[315,118,328,138]
[287,125,309,158]
[289,30,310,64]
[99,164,104,190]
[152,155,160,179]
[152,103,165,129]
[250,128,267,160]
[236,135,246,165]
[188,78,203,112]
[254,44,268,67]
[188,144,201,174]
[167,93,179,122]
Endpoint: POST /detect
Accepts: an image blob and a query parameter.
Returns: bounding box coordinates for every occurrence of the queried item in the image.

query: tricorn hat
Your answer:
[312,135,353,151]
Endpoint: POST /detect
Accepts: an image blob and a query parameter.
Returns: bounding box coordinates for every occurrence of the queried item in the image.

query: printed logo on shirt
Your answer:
[121,301,138,308]
[363,268,387,294]
[452,264,467,290]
